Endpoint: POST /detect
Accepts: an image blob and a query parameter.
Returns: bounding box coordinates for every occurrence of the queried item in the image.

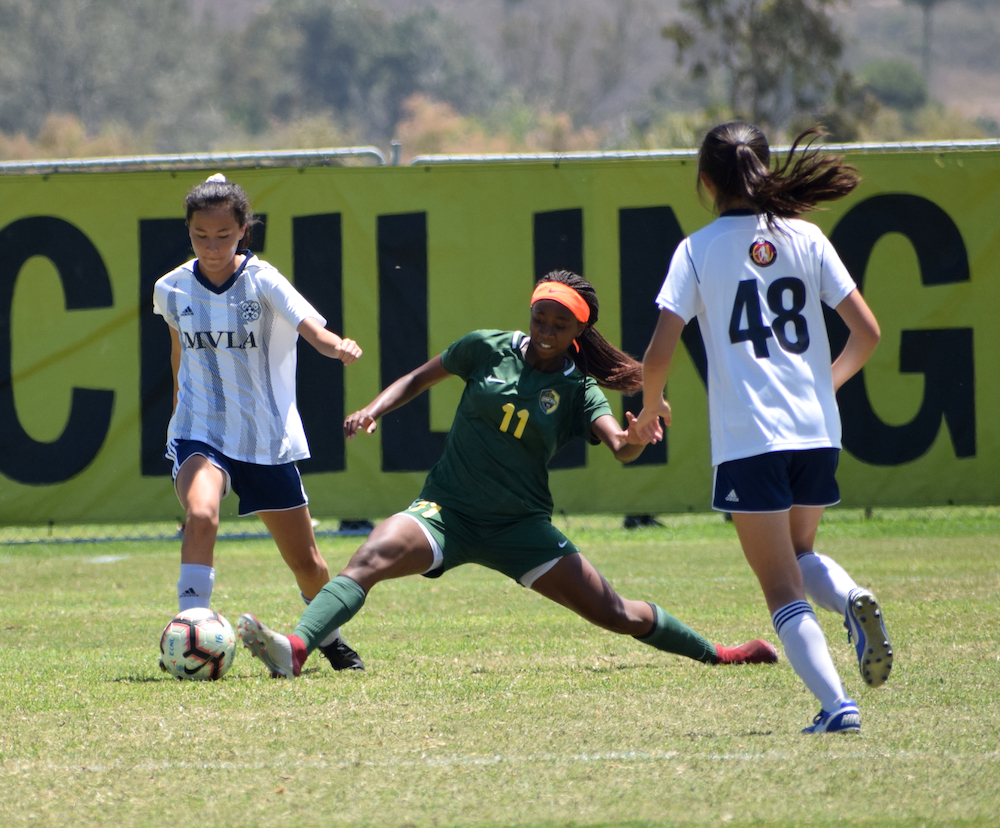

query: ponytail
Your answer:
[699,123,860,227]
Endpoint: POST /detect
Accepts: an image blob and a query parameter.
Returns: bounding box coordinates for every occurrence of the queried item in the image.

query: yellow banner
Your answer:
[0,150,997,524]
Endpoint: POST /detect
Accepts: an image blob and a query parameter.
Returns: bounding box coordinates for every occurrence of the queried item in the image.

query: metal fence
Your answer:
[3,137,998,176]
[408,138,1000,166]
[0,146,387,175]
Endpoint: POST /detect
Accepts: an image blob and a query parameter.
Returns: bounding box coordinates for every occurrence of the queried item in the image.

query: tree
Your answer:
[902,0,941,85]
[900,0,995,86]
[859,60,927,112]
[662,0,872,138]
[0,0,218,150]
[223,0,495,143]
[498,0,653,129]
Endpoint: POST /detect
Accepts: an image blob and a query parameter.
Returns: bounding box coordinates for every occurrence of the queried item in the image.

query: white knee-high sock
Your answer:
[797,551,857,615]
[177,563,214,611]
[772,600,847,712]
[302,592,341,647]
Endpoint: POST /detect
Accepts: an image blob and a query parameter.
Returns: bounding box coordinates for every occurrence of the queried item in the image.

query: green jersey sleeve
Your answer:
[580,378,614,445]
[441,330,503,379]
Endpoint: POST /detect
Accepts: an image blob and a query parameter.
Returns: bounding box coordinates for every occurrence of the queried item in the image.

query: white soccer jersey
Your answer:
[153,254,325,465]
[656,212,857,466]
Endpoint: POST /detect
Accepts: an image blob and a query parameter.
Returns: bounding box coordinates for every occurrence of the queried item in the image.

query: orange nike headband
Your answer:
[530,282,591,324]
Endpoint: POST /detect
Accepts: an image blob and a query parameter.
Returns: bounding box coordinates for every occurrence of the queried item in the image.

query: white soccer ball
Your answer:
[159,608,236,681]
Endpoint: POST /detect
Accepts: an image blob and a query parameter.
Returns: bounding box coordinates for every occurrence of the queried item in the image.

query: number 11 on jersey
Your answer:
[499,403,529,439]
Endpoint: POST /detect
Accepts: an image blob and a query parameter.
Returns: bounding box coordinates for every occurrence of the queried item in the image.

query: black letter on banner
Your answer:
[827,194,974,465]
[533,209,585,469]
[378,213,447,471]
[139,216,267,475]
[294,214,345,473]
[0,217,114,483]
[618,206,698,466]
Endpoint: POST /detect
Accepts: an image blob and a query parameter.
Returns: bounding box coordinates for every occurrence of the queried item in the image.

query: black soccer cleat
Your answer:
[317,637,365,671]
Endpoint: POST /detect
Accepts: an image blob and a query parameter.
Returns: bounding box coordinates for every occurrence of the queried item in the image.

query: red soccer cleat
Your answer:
[715,639,779,665]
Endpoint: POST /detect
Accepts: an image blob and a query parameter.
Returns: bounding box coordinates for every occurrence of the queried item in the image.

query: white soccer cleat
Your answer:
[238,613,296,678]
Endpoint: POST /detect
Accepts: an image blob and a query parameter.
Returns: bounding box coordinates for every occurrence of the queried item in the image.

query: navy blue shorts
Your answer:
[167,439,307,516]
[712,448,840,513]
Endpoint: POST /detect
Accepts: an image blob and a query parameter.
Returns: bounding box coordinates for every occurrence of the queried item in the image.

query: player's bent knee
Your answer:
[289,557,328,579]
[185,509,219,531]
[341,543,389,580]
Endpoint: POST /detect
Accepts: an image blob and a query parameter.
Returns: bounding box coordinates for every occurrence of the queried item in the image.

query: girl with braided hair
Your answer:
[635,123,892,733]
[238,270,778,677]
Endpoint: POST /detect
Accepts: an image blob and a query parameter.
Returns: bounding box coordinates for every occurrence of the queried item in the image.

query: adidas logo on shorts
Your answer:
[725,489,740,503]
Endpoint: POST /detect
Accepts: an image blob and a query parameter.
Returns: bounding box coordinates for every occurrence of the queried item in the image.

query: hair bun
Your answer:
[205,173,227,183]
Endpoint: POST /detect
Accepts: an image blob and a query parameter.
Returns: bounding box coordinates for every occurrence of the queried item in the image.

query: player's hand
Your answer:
[337,338,362,364]
[622,410,662,445]
[344,409,378,439]
[633,400,671,444]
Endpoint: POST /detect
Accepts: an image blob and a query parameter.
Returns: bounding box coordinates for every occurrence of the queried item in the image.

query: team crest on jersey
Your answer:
[239,300,262,322]
[749,239,777,267]
[539,389,560,415]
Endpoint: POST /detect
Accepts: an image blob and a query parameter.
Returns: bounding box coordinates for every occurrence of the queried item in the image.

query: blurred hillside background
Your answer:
[0,0,997,163]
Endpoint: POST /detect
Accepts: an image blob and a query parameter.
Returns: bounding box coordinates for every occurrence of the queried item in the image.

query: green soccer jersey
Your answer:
[420,330,613,520]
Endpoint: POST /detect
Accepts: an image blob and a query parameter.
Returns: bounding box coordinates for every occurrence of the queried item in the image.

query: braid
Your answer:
[535,270,643,394]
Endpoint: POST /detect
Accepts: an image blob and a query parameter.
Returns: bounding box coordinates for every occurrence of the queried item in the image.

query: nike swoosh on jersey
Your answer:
[558,539,568,548]
[486,377,505,383]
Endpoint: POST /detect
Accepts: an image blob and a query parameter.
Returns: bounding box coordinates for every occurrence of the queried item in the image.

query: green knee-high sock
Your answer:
[294,575,366,653]
[635,603,717,664]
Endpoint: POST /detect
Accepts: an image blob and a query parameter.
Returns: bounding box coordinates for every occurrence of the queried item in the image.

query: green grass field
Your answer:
[1,510,998,827]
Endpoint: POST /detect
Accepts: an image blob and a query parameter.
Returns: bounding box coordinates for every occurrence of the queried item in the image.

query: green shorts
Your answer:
[399,499,579,587]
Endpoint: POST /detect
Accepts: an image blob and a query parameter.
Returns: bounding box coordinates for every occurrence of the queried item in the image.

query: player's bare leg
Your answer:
[732,511,852,727]
[340,514,437,592]
[175,455,226,567]
[240,514,436,677]
[258,504,364,672]
[532,552,776,664]
[258,505,329,599]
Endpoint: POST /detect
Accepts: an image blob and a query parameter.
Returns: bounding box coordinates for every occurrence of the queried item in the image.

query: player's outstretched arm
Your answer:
[591,412,660,465]
[344,356,453,439]
[635,309,686,442]
[298,317,363,364]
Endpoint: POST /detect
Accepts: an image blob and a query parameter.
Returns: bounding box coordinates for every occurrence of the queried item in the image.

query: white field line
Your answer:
[4,749,1000,776]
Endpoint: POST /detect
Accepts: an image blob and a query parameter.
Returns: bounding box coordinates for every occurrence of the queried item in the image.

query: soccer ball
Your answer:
[159,608,236,681]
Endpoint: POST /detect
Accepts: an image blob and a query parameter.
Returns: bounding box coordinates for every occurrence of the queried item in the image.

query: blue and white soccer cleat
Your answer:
[802,699,861,734]
[845,587,893,688]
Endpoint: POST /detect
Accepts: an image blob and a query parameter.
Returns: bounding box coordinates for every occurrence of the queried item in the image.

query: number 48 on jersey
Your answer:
[729,277,810,358]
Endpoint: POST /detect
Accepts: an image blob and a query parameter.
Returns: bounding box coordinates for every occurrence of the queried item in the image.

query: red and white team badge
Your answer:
[749,239,777,267]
